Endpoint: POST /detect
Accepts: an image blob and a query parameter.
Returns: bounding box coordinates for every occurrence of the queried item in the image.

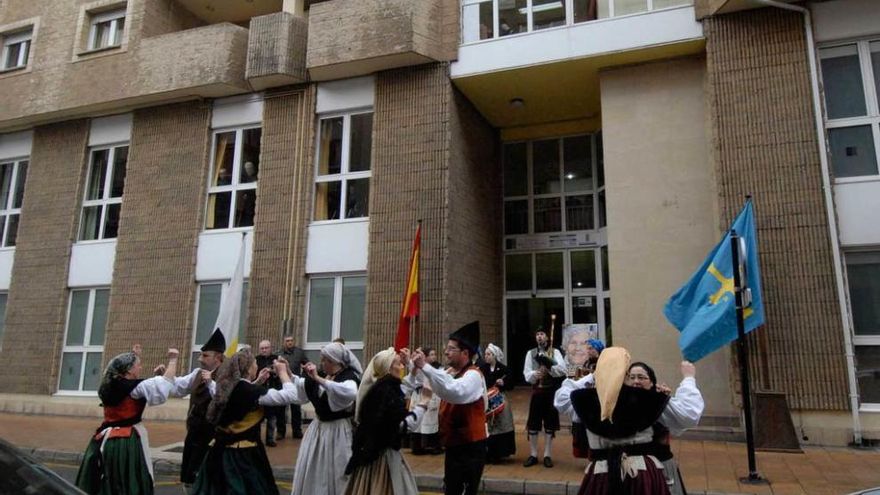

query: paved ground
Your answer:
[3,410,880,494]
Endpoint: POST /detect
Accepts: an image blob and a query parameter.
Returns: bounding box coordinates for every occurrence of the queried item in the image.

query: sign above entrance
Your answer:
[505,231,603,251]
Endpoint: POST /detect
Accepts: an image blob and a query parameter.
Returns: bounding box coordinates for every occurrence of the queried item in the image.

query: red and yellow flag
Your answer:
[395,223,420,350]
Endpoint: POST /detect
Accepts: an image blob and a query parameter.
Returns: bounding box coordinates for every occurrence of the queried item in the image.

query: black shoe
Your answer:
[523,456,538,467]
[293,430,303,439]
[543,457,554,468]
[266,440,277,447]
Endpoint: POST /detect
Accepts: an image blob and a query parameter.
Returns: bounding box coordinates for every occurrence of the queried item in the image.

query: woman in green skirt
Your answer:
[192,348,302,495]
[75,348,181,495]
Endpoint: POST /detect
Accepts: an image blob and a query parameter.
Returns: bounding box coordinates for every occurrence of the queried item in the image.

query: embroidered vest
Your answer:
[95,396,147,440]
[438,366,487,448]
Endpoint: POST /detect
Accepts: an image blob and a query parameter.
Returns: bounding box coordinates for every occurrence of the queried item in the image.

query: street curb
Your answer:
[23,447,752,495]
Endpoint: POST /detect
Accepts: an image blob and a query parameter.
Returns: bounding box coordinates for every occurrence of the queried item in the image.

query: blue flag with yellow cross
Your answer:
[663,200,765,362]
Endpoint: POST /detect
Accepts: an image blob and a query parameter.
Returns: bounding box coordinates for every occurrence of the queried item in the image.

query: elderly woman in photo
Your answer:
[75,348,181,495]
[479,343,516,463]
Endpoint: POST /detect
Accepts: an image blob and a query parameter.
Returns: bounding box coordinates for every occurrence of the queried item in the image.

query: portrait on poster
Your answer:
[562,323,599,377]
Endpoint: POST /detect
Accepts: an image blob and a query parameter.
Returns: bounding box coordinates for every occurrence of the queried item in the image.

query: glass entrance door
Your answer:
[505,297,565,383]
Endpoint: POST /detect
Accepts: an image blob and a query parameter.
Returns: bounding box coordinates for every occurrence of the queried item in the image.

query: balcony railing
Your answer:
[461,0,694,43]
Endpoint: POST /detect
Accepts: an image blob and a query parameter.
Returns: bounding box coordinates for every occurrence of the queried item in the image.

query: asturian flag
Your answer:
[664,200,766,362]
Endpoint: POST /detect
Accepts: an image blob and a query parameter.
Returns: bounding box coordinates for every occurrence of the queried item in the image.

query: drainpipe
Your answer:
[751,0,862,445]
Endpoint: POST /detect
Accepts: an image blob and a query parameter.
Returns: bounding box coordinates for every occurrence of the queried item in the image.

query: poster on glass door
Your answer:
[562,323,599,377]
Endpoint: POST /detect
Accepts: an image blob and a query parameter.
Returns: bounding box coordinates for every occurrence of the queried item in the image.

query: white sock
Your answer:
[528,433,538,457]
[544,433,554,458]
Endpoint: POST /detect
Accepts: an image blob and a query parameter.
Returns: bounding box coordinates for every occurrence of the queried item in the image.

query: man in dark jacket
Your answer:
[257,339,283,446]
[280,335,307,438]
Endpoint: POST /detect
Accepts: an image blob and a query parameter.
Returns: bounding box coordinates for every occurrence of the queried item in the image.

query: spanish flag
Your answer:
[394,223,420,350]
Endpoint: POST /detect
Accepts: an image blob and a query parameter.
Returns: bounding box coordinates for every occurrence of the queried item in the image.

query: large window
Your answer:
[1,28,31,71]
[88,8,125,51]
[820,40,880,179]
[59,288,108,393]
[314,112,373,222]
[191,281,249,369]
[0,292,7,350]
[206,127,261,230]
[305,275,366,357]
[0,158,27,247]
[461,0,692,43]
[847,251,880,406]
[80,145,127,241]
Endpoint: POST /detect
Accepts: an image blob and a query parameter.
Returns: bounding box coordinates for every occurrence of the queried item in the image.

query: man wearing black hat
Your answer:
[522,327,566,468]
[412,321,487,495]
[179,331,225,493]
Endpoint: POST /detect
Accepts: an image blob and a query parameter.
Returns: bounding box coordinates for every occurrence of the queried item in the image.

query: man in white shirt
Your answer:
[522,327,566,468]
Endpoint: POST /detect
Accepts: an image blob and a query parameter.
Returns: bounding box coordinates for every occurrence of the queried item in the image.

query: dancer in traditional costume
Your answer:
[344,348,428,495]
[570,348,702,495]
[290,342,362,495]
[191,348,301,495]
[479,343,516,463]
[75,348,181,495]
[412,321,487,495]
[555,339,604,459]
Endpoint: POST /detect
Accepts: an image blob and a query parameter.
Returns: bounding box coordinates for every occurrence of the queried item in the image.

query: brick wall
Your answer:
[102,101,210,370]
[0,120,89,393]
[704,10,849,410]
[247,86,316,348]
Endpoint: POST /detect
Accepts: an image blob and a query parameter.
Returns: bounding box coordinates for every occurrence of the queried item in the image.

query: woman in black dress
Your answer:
[479,343,516,463]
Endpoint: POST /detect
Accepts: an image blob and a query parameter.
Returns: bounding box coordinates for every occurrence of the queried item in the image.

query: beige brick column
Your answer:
[705,10,849,410]
[103,101,211,369]
[0,120,89,394]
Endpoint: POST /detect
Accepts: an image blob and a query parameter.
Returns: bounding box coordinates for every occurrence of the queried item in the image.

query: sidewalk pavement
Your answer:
[2,411,880,495]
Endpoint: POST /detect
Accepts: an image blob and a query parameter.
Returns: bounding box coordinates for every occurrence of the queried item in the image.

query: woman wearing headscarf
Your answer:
[555,338,605,459]
[479,343,516,463]
[191,348,302,495]
[569,348,703,495]
[291,342,363,495]
[344,347,428,495]
[75,348,181,495]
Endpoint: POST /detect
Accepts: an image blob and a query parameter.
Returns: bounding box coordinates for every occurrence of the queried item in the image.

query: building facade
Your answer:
[0,0,877,446]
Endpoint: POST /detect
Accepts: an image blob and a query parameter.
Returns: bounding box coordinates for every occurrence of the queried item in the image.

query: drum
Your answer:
[486,386,506,418]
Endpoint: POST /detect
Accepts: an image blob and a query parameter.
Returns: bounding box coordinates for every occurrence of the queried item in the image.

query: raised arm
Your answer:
[131,349,179,405]
[659,361,705,435]
[418,364,483,405]
[259,358,308,406]
[554,373,594,418]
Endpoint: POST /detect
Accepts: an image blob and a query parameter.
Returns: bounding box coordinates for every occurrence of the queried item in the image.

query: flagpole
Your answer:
[731,229,766,484]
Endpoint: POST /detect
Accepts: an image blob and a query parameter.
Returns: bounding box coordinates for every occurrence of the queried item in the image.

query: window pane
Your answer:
[504,142,527,197]
[533,139,560,195]
[820,45,867,120]
[349,113,373,172]
[345,178,369,219]
[601,245,610,290]
[847,253,880,336]
[499,0,527,36]
[315,181,341,221]
[462,1,494,42]
[211,132,236,187]
[504,199,528,235]
[855,346,880,404]
[0,216,5,247]
[103,203,120,239]
[614,0,648,15]
[13,161,27,208]
[598,190,606,228]
[872,42,880,107]
[653,0,690,7]
[82,352,103,391]
[3,42,21,68]
[110,147,127,198]
[206,192,231,229]
[0,163,12,209]
[4,214,17,247]
[87,150,109,200]
[534,197,561,233]
[80,206,102,240]
[828,126,878,178]
[308,278,335,343]
[536,252,564,290]
[195,284,222,346]
[505,254,532,291]
[571,250,596,289]
[59,353,83,390]
[533,0,567,31]
[573,0,598,22]
[566,194,594,231]
[66,291,90,346]
[564,136,592,192]
[572,296,598,323]
[233,189,256,227]
[89,289,109,345]
[240,128,261,183]
[0,293,7,346]
[340,276,366,342]
[318,118,343,176]
[114,17,125,45]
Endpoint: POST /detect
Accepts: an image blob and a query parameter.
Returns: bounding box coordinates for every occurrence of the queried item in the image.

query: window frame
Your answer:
[0,291,7,351]
[204,126,262,231]
[819,38,880,182]
[303,273,366,353]
[1,29,32,71]
[0,157,28,248]
[78,143,128,242]
[845,250,880,409]
[312,110,373,224]
[87,7,126,51]
[190,280,249,370]
[57,287,109,395]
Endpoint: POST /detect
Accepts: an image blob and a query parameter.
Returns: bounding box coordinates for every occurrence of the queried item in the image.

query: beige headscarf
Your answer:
[593,347,631,422]
[355,347,398,422]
